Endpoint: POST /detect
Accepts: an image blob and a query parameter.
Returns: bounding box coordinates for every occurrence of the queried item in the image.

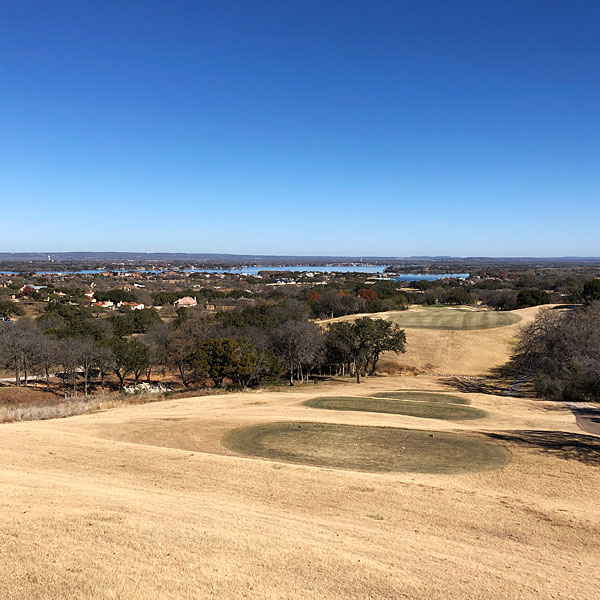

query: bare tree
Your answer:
[514,303,600,401]
[94,344,114,394]
[37,335,61,389]
[58,339,81,398]
[270,321,325,385]
[0,318,42,386]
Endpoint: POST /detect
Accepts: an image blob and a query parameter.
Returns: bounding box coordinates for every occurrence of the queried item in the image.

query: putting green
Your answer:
[222,422,510,473]
[305,397,486,420]
[384,306,521,330]
[370,391,470,404]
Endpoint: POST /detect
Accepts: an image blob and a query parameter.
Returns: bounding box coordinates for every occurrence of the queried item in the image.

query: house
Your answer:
[174,296,197,308]
[95,300,115,309]
[118,301,145,310]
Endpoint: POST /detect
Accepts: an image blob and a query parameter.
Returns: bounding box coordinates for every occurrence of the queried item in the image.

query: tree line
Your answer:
[0,299,406,395]
[514,300,600,402]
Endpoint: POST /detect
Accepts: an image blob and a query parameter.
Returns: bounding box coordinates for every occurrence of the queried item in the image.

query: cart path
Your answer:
[566,403,600,436]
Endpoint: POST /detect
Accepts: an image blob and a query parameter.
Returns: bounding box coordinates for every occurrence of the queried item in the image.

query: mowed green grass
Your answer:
[371,391,470,404]
[222,422,510,473]
[384,306,521,330]
[305,396,486,421]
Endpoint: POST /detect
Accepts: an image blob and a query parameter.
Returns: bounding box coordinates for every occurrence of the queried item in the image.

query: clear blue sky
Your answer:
[1,1,598,256]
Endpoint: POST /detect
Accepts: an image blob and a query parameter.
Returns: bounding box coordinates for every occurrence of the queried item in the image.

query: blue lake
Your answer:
[0,266,469,280]
[0,265,389,275]
[391,273,470,282]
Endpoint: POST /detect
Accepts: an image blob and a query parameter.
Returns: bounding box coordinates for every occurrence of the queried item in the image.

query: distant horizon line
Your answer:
[1,252,600,262]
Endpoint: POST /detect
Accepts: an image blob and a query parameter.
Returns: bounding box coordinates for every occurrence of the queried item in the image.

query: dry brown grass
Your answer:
[0,385,60,406]
[1,304,599,599]
[321,305,547,376]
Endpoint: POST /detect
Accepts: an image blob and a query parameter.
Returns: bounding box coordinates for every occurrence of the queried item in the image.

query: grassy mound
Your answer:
[222,422,510,473]
[385,307,521,330]
[305,397,486,420]
[370,391,470,404]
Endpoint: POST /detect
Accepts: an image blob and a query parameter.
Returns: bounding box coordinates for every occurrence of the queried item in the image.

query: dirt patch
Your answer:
[0,386,61,406]
[222,422,510,473]
[304,397,486,421]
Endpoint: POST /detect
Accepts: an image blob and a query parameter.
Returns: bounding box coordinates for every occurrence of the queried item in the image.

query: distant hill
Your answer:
[1,252,599,264]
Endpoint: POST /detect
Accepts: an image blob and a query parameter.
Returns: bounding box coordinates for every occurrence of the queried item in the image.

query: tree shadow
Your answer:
[571,406,600,419]
[439,361,540,398]
[549,304,580,311]
[486,430,600,466]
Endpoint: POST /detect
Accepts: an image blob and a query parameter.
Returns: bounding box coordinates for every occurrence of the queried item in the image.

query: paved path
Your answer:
[500,370,600,436]
[565,402,600,436]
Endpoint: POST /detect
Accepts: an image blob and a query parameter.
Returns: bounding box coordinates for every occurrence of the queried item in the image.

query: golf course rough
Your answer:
[222,422,511,473]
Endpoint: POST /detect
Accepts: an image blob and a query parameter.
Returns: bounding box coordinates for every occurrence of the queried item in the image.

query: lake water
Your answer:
[391,273,470,282]
[0,266,469,280]
[200,265,390,275]
[0,265,389,275]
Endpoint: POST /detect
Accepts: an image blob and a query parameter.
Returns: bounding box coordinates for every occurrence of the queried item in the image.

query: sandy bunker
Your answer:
[221,421,511,473]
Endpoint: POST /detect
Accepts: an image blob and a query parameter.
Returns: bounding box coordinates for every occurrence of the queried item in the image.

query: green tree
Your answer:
[326,317,406,383]
[364,319,406,375]
[151,291,179,306]
[40,302,108,341]
[110,337,151,388]
[516,289,550,308]
[111,308,161,336]
[0,298,25,317]
[95,288,137,304]
[582,279,600,304]
[191,338,259,387]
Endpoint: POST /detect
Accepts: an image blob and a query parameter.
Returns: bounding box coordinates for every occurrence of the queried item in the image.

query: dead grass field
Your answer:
[1,304,599,599]
[0,385,60,406]
[320,305,550,375]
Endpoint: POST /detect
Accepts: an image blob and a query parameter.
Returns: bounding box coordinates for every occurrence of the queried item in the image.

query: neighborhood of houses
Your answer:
[11,285,148,311]
[4,283,256,313]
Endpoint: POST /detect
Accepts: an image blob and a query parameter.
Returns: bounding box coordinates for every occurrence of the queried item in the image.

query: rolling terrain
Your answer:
[1,305,599,599]
[320,305,546,375]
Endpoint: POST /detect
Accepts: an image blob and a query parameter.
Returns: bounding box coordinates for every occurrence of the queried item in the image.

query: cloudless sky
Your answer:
[1,0,599,256]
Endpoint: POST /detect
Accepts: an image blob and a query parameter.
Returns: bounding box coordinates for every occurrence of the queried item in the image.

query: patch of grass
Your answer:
[304,397,486,421]
[370,391,470,404]
[222,422,511,473]
[384,307,521,330]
